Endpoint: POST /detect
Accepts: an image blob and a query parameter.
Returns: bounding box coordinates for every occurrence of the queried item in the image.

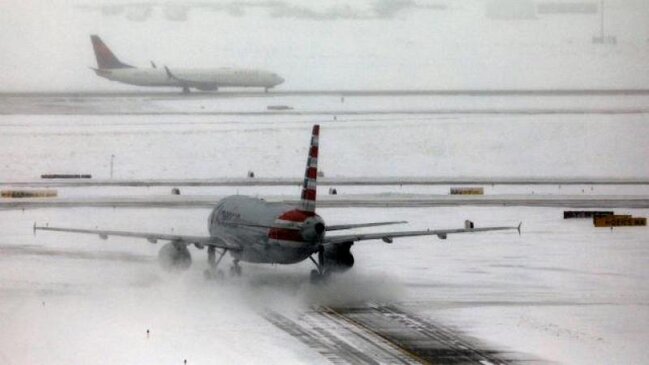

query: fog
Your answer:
[0,207,406,364]
[3,205,648,363]
[1,1,648,364]
[1,0,648,91]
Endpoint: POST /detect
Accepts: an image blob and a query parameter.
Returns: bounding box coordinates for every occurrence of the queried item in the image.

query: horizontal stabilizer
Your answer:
[324,222,522,245]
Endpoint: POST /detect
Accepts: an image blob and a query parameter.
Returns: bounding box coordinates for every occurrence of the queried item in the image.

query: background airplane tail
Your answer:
[90,35,133,69]
[299,125,319,214]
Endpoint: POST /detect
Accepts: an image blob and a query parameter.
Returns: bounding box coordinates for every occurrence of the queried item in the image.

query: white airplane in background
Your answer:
[89,35,284,94]
[35,125,521,283]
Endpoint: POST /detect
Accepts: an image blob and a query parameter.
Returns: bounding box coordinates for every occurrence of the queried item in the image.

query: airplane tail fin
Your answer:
[299,125,319,214]
[90,35,133,69]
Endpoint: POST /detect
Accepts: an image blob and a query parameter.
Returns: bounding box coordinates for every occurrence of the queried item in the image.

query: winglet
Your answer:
[164,65,176,80]
[517,222,522,235]
[299,125,319,214]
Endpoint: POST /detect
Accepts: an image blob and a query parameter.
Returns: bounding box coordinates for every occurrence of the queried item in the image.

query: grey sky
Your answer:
[1,0,647,91]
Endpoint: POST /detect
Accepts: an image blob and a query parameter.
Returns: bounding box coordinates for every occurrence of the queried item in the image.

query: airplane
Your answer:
[34,125,521,283]
[89,35,284,94]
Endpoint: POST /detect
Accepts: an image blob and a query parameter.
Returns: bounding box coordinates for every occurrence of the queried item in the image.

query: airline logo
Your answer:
[91,35,131,69]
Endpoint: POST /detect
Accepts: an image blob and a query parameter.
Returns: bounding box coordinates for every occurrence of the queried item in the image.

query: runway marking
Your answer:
[265,308,420,364]
[3,195,648,209]
[3,109,647,116]
[3,89,649,98]
[265,305,517,364]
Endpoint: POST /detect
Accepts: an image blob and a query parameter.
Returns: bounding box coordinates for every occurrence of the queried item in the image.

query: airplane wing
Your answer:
[33,224,240,250]
[323,222,521,245]
[230,220,408,232]
[325,221,407,231]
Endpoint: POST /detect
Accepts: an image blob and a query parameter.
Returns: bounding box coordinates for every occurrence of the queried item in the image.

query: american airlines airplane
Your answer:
[89,35,284,93]
[35,125,520,283]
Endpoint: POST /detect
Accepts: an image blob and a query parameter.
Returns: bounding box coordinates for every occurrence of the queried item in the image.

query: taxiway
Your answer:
[2,193,648,210]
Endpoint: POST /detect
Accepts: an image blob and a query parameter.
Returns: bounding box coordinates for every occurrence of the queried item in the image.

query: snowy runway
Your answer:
[266,305,524,365]
[2,193,649,209]
[1,204,647,364]
[1,92,647,364]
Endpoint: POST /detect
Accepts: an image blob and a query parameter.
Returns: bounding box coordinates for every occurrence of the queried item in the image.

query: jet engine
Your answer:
[323,241,354,273]
[158,241,192,271]
[301,216,326,242]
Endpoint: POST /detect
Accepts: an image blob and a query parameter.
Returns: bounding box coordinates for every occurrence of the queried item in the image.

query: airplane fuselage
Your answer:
[94,67,284,90]
[208,196,324,264]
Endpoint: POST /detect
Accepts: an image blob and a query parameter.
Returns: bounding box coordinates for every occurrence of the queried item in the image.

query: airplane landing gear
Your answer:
[204,269,224,280]
[230,259,242,276]
[310,269,330,284]
[204,246,227,280]
[309,246,329,284]
[182,86,190,94]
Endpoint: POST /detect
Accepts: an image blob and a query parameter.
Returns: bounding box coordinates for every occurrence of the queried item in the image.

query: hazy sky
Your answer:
[1,0,648,91]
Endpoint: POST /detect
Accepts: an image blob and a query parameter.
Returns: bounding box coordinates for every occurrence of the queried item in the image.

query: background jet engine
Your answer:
[158,241,191,271]
[323,241,354,273]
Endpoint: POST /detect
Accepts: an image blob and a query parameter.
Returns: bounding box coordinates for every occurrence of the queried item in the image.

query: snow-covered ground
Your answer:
[9,183,649,200]
[3,92,649,115]
[1,94,648,181]
[1,206,647,364]
[1,93,647,364]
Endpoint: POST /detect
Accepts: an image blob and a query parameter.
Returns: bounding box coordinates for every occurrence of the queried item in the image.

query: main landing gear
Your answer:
[309,246,329,284]
[182,86,190,94]
[204,246,226,279]
[230,259,242,277]
[203,247,242,280]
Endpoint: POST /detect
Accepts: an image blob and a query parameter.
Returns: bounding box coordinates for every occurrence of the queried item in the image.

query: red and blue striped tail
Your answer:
[300,125,319,214]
